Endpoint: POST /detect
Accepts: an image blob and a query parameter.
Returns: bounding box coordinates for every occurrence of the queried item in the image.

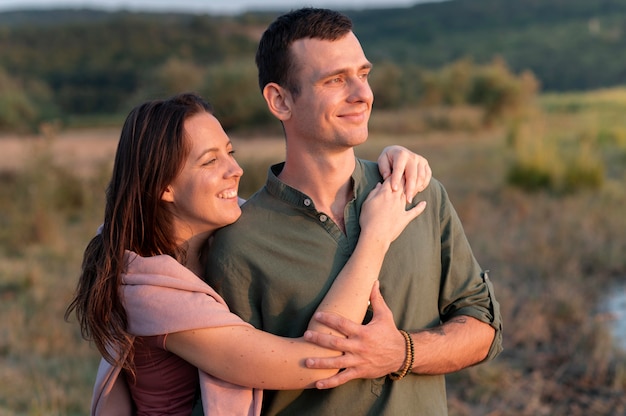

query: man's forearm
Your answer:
[301,310,496,388]
[409,316,495,375]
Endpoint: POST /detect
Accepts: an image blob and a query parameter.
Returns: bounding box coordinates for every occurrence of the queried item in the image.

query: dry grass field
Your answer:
[1,97,625,415]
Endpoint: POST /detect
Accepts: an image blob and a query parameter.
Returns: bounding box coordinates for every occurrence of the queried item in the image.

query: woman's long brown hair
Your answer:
[65,93,213,371]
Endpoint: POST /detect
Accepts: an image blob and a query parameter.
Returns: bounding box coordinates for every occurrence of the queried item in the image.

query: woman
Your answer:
[65,93,430,415]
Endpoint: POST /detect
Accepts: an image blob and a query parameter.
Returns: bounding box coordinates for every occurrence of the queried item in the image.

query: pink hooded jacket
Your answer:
[91,252,262,416]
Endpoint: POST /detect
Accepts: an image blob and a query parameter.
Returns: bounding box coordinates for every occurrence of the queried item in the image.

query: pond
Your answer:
[604,284,626,350]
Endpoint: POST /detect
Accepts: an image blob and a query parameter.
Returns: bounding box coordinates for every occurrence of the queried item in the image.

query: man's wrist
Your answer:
[388,329,414,381]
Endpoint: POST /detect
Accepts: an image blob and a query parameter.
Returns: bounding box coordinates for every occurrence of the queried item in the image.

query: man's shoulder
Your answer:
[356,157,379,173]
[215,189,272,235]
[355,157,446,196]
[239,188,273,215]
[355,158,383,189]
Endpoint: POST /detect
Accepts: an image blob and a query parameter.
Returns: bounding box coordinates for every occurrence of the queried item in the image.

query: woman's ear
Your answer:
[161,185,175,203]
[262,82,292,121]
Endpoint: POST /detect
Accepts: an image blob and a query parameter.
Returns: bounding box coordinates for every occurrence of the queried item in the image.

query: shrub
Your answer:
[0,68,38,132]
[562,142,605,193]
[468,57,540,125]
[506,119,606,193]
[2,136,99,250]
[507,161,555,191]
[506,120,560,191]
[370,57,540,129]
[368,61,404,109]
[199,61,273,132]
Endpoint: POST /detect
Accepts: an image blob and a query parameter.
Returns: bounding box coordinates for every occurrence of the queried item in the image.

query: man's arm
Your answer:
[303,284,497,389]
[410,316,495,374]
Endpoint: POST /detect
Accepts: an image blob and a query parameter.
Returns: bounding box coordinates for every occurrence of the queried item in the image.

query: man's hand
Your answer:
[377,145,432,203]
[303,281,405,389]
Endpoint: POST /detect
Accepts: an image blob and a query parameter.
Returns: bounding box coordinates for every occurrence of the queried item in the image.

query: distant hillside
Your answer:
[1,0,625,127]
[2,0,624,93]
[348,0,626,91]
[0,10,269,117]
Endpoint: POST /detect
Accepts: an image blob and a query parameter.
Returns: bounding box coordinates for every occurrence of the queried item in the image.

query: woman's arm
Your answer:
[306,180,424,336]
[167,179,426,389]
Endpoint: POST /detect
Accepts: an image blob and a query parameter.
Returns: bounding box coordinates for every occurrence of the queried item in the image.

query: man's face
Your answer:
[286,32,374,151]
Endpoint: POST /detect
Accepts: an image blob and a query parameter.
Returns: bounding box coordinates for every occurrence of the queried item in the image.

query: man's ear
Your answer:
[262,82,292,121]
[161,185,175,203]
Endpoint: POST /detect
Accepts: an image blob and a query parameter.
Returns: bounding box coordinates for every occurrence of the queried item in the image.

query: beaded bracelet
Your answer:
[388,329,414,381]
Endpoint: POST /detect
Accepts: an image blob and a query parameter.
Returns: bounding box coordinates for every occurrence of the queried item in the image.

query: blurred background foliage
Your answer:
[2,0,626,133]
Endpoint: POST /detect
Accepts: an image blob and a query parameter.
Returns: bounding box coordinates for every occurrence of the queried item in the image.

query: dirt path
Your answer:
[0,129,118,175]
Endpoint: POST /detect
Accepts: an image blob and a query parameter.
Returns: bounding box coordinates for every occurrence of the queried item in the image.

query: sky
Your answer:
[0,0,438,15]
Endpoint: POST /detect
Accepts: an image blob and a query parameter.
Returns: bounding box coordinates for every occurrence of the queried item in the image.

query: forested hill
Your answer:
[2,0,626,92]
[1,0,625,129]
[349,0,626,91]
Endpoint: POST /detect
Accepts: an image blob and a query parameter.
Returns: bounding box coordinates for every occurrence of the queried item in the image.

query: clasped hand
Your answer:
[303,281,407,389]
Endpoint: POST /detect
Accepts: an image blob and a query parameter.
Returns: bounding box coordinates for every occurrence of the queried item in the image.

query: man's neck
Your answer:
[278,150,356,232]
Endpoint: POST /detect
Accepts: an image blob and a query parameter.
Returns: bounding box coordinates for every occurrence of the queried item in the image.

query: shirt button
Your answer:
[319,214,328,222]
[304,199,311,206]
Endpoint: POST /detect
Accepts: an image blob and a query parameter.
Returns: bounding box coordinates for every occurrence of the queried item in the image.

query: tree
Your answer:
[0,67,37,132]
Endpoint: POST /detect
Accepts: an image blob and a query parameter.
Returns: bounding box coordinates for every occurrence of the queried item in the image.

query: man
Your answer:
[205,7,502,415]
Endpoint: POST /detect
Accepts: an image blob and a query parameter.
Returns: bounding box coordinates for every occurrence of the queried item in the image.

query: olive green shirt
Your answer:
[205,158,502,416]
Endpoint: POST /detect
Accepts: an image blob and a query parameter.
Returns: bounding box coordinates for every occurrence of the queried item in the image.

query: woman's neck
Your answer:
[180,231,213,277]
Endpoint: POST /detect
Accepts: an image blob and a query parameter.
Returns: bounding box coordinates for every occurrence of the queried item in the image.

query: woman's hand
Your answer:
[359,178,426,249]
[378,145,432,203]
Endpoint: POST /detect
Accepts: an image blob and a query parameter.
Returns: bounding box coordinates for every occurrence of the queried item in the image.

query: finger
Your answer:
[377,149,392,180]
[304,330,352,351]
[388,155,407,192]
[363,182,383,204]
[312,311,362,336]
[379,177,394,191]
[369,280,395,321]
[404,159,418,203]
[405,200,427,221]
[369,280,381,303]
[314,368,362,389]
[305,354,355,371]
[417,160,432,192]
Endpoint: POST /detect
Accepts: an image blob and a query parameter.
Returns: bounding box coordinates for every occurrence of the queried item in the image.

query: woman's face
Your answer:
[162,111,243,239]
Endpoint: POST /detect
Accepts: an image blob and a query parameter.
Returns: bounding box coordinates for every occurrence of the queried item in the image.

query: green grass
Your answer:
[541,87,626,113]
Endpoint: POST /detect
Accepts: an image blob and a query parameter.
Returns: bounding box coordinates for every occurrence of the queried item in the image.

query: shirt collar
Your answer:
[265,159,371,208]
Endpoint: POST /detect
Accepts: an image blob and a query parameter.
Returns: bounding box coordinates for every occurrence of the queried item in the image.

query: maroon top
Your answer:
[124,334,199,415]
